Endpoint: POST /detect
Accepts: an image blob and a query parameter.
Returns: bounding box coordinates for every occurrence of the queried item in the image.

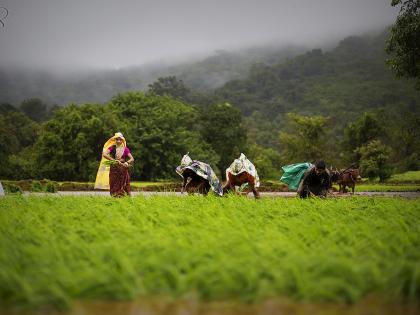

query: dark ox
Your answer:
[222,172,260,199]
[181,168,210,195]
[330,167,362,194]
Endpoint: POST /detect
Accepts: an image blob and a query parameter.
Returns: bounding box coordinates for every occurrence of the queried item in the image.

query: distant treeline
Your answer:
[1,29,420,182]
[1,92,419,182]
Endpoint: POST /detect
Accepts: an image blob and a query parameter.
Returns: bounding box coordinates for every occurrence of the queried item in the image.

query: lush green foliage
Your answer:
[340,109,420,172]
[0,106,39,179]
[350,184,420,192]
[357,140,392,182]
[342,112,384,164]
[214,32,420,172]
[386,0,420,88]
[215,33,420,120]
[197,103,246,176]
[0,196,419,310]
[279,113,329,164]
[109,92,223,179]
[31,103,118,181]
[147,76,191,102]
[1,31,420,181]
[2,92,246,181]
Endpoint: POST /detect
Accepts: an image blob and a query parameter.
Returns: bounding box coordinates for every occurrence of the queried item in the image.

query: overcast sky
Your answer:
[0,0,398,71]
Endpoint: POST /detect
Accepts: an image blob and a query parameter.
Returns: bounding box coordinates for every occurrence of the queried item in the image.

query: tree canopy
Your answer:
[1,30,420,182]
[386,0,420,88]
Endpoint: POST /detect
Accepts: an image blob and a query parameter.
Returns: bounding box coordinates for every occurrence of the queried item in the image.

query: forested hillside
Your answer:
[215,30,419,123]
[1,29,419,182]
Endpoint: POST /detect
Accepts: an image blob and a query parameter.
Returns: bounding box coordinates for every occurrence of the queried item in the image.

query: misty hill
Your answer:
[0,45,305,106]
[214,30,420,123]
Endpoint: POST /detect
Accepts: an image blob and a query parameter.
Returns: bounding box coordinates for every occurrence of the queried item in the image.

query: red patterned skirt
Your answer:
[109,164,131,197]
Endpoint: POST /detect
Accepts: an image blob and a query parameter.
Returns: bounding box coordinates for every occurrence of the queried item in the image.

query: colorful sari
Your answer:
[94,132,131,197]
[109,164,131,197]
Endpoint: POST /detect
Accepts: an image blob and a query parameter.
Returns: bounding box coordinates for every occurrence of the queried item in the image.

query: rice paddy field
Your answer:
[334,184,420,192]
[387,171,420,184]
[0,195,420,314]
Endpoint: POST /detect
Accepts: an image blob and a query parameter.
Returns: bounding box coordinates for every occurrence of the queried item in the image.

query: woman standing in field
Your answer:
[94,132,134,197]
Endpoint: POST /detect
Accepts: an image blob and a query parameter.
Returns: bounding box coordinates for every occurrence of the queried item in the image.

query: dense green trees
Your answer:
[339,108,420,175]
[109,92,220,180]
[1,94,418,182]
[215,31,420,124]
[279,113,329,164]
[386,0,420,88]
[197,103,246,177]
[147,76,191,101]
[1,30,419,182]
[357,140,392,181]
[1,93,244,181]
[30,104,118,181]
[0,109,38,179]
[342,112,384,164]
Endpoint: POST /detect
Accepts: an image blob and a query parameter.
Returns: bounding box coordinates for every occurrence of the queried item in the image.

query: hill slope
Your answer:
[215,30,420,124]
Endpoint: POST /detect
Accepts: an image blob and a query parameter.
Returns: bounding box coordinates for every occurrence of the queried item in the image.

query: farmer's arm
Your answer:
[181,175,189,193]
[126,152,134,165]
[102,147,115,161]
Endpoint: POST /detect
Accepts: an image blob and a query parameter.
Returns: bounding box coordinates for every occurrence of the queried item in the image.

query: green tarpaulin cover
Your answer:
[280,162,313,191]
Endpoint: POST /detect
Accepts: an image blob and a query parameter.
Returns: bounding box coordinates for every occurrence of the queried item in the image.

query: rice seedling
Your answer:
[0,195,419,311]
[334,184,420,192]
[386,171,420,184]
[101,160,119,166]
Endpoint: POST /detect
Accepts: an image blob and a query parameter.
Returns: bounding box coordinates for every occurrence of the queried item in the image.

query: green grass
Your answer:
[387,171,420,184]
[131,181,176,188]
[0,196,419,311]
[336,184,420,192]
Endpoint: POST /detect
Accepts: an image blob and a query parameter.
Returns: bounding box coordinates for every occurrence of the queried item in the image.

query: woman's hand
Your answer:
[123,162,129,168]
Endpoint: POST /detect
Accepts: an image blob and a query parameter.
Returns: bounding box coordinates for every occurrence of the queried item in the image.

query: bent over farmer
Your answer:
[297,160,330,198]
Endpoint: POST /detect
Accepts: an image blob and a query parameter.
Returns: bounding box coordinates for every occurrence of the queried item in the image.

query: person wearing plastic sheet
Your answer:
[297,160,330,198]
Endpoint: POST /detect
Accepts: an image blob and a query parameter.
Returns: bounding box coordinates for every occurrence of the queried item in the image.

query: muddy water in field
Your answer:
[4,297,420,315]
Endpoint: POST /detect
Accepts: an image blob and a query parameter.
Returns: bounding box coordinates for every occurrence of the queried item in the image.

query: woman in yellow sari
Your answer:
[94,132,134,197]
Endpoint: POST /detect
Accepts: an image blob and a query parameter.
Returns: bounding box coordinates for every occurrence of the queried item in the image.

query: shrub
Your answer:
[31,181,43,192]
[45,181,58,193]
[4,183,22,194]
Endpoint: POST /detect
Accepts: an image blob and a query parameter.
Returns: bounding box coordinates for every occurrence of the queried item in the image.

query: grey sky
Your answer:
[0,0,398,70]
